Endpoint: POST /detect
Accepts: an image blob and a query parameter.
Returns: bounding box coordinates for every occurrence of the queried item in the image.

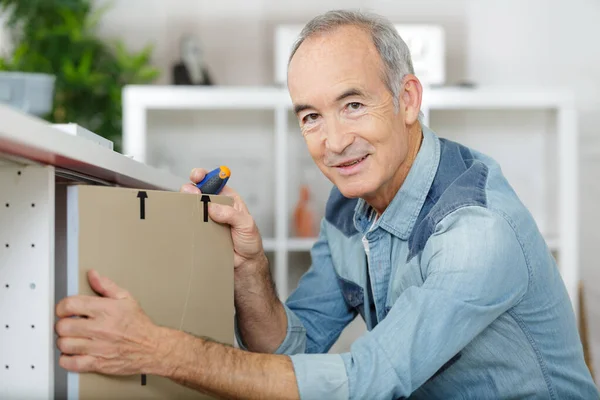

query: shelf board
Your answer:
[263,238,276,252]
[262,238,316,252]
[423,86,574,110]
[263,235,560,253]
[287,237,317,251]
[124,85,574,112]
[124,85,290,110]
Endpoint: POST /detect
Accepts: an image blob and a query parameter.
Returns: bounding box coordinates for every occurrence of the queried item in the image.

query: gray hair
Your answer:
[288,9,419,116]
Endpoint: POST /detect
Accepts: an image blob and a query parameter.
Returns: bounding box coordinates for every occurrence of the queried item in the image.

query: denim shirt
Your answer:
[236,126,598,399]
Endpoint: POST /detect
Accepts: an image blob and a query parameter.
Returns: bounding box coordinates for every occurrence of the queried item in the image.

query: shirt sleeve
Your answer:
[234,218,357,356]
[289,206,531,400]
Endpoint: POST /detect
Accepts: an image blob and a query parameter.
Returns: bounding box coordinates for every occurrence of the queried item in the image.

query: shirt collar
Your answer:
[353,125,440,239]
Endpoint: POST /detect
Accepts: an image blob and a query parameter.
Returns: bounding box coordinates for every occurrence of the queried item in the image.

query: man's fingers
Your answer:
[55,316,98,338]
[57,337,94,355]
[59,354,96,373]
[180,168,207,194]
[184,168,251,215]
[180,183,201,194]
[208,203,256,235]
[190,168,208,184]
[88,270,131,300]
[208,203,234,224]
[218,185,239,198]
[56,295,105,318]
[218,186,249,213]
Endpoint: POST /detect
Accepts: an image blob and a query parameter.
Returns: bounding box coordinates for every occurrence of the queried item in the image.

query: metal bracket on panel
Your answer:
[54,167,113,186]
[52,123,114,151]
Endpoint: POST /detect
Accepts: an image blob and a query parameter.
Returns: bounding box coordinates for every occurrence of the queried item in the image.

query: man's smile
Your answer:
[333,154,369,175]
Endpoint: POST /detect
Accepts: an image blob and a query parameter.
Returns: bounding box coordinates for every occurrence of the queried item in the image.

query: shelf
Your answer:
[263,238,276,252]
[287,237,318,251]
[124,85,290,110]
[263,236,560,253]
[124,84,575,114]
[262,238,316,252]
[122,83,579,310]
[423,86,575,110]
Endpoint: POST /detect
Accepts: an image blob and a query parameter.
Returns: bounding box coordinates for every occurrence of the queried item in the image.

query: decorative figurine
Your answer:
[293,184,316,238]
[172,35,214,85]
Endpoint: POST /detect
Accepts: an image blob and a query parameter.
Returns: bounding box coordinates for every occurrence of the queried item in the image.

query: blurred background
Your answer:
[0,0,598,385]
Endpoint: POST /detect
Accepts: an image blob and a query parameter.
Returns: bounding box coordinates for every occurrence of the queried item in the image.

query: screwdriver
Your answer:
[196,166,231,195]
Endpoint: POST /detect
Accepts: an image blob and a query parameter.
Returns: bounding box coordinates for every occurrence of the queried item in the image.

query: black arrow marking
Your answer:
[141,374,147,385]
[200,195,211,223]
[137,191,148,220]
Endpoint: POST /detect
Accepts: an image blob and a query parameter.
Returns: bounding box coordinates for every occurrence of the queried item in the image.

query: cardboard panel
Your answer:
[65,185,234,399]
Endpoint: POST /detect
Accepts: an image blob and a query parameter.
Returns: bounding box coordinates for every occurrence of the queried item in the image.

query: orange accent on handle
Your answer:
[218,165,231,179]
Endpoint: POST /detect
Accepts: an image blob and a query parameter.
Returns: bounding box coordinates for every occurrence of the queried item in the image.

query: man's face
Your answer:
[288,25,412,200]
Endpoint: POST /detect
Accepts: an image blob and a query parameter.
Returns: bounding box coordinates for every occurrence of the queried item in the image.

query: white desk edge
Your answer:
[0,104,185,191]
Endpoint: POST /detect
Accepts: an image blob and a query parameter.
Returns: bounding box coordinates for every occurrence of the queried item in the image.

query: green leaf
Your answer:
[62,59,78,82]
[10,43,29,67]
[85,0,113,31]
[0,57,13,71]
[135,65,160,83]
[1,0,158,142]
[77,49,93,75]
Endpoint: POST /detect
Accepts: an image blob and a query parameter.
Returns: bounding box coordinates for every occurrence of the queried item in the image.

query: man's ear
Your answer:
[400,74,423,125]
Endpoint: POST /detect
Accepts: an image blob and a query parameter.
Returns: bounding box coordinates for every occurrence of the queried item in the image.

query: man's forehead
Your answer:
[287,25,382,100]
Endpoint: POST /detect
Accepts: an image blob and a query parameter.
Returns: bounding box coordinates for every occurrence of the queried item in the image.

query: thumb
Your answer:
[88,270,131,300]
[208,203,253,231]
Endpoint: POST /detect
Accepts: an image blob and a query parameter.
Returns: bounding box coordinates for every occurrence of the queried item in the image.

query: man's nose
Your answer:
[324,118,354,154]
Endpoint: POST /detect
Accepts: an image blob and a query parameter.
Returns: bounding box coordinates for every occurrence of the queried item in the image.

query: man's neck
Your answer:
[366,122,423,215]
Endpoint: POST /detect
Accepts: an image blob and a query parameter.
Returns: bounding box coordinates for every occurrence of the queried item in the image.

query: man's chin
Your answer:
[335,183,374,199]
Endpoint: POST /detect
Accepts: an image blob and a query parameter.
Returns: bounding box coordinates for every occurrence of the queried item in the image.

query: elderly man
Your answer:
[55,9,598,400]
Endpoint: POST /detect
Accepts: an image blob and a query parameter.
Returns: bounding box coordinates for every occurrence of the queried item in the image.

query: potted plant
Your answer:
[0,0,160,151]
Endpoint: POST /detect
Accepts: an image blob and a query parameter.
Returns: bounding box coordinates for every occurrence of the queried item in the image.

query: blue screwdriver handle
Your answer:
[196,166,231,195]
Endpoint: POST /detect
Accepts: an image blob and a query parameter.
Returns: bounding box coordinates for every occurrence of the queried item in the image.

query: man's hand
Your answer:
[181,168,266,272]
[181,168,288,354]
[54,270,300,400]
[55,270,162,375]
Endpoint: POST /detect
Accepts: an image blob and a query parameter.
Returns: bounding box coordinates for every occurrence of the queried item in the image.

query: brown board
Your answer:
[63,185,234,399]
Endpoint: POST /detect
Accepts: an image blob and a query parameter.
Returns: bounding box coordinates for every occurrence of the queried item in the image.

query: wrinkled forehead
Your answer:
[287,26,386,103]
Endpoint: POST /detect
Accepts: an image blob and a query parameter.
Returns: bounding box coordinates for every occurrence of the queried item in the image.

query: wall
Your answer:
[3,0,600,379]
[91,0,474,86]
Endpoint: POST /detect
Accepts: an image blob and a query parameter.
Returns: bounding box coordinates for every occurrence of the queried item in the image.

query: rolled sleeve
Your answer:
[234,303,307,354]
[290,353,349,400]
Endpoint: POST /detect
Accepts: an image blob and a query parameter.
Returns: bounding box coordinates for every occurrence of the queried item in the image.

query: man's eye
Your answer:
[348,102,363,111]
[303,113,319,123]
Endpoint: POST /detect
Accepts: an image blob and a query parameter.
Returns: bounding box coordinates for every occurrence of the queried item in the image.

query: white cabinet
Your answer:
[0,104,187,398]
[122,84,579,321]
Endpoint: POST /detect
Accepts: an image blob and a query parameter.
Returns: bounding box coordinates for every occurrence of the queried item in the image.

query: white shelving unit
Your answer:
[122,84,579,317]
